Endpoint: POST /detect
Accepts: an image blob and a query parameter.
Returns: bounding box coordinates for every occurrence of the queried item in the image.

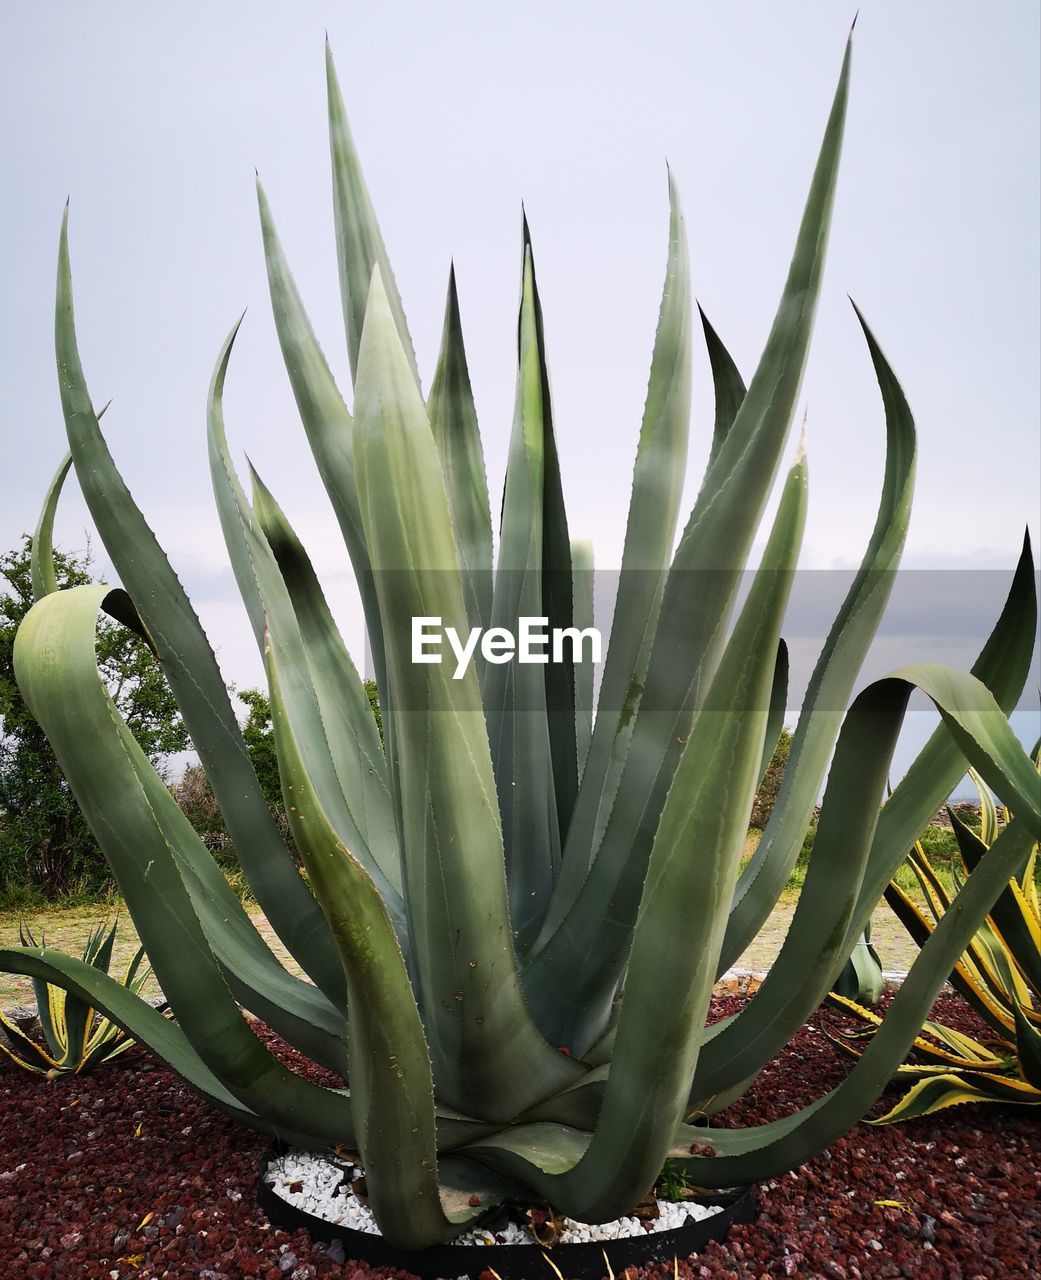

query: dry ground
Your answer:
[0,900,918,1009]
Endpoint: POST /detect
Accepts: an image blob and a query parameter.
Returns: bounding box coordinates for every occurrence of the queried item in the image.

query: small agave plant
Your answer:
[0,921,153,1076]
[829,760,1041,1118]
[2,32,1040,1247]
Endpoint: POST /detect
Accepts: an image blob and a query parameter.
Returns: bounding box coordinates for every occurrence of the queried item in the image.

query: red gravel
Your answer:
[1,995,1037,1279]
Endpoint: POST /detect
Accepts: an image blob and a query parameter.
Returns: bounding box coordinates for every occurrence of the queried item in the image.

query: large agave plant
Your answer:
[2,34,1040,1247]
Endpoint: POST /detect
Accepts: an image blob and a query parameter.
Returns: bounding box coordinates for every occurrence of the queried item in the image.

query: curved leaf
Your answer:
[699,303,747,468]
[13,584,361,1135]
[720,304,917,972]
[54,213,343,1001]
[30,452,73,601]
[206,323,406,932]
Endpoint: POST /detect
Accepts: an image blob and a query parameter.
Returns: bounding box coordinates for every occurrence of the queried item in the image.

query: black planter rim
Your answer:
[258,1143,757,1280]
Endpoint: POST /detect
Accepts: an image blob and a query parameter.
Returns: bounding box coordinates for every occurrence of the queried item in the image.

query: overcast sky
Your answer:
[2,2,1038,783]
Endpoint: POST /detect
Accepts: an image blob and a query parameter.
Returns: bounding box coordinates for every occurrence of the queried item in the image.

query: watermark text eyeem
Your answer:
[411,616,601,679]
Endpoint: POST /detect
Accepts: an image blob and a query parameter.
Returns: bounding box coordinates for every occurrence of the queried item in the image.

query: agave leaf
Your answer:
[0,946,335,1142]
[884,879,1016,1037]
[871,1071,1040,1123]
[720,304,916,972]
[546,173,691,922]
[19,923,61,1057]
[53,214,343,1002]
[832,926,885,1005]
[971,767,1001,846]
[919,1019,1006,1063]
[690,677,912,1102]
[533,450,807,1071]
[351,265,582,1116]
[890,664,1039,830]
[948,807,1041,992]
[823,994,1004,1072]
[254,178,389,698]
[251,467,401,897]
[699,304,748,468]
[521,224,576,854]
[267,643,499,1245]
[758,639,789,787]
[482,235,564,946]
[533,40,853,1014]
[30,452,73,601]
[907,842,954,923]
[840,531,1037,963]
[13,583,359,1134]
[326,40,418,386]
[206,323,406,932]
[90,919,118,973]
[427,264,493,634]
[571,539,595,776]
[0,1007,61,1073]
[266,640,475,1248]
[1013,999,1041,1088]
[666,816,1041,1182]
[466,456,806,1217]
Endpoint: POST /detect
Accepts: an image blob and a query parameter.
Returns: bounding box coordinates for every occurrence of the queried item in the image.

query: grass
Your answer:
[0,829,934,1009]
[750,824,973,905]
[3,822,1025,1008]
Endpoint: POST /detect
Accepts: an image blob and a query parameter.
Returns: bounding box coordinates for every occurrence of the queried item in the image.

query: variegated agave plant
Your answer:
[0,921,153,1076]
[2,34,1040,1247]
[828,760,1041,1119]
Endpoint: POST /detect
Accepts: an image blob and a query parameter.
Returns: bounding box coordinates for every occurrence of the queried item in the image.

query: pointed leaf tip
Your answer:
[796,411,808,464]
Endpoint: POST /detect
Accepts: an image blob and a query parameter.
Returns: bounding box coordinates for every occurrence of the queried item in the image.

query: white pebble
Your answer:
[264,1149,724,1245]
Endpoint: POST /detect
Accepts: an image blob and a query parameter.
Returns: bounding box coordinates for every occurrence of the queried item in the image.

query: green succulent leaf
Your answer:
[266,638,475,1248]
[530,40,852,1041]
[54,213,344,1002]
[206,321,406,935]
[841,530,1037,964]
[351,264,582,1116]
[255,178,389,697]
[699,304,747,468]
[427,264,493,634]
[691,678,911,1103]
[720,304,916,973]
[251,467,402,898]
[571,538,595,777]
[30,452,73,601]
[483,234,565,947]
[546,173,691,923]
[326,40,418,387]
[0,945,331,1142]
[13,584,360,1134]
[759,639,789,788]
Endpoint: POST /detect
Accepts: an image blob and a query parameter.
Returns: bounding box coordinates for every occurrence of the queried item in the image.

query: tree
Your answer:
[0,536,188,899]
[170,689,292,854]
[750,725,793,830]
[238,687,284,818]
[170,684,384,855]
